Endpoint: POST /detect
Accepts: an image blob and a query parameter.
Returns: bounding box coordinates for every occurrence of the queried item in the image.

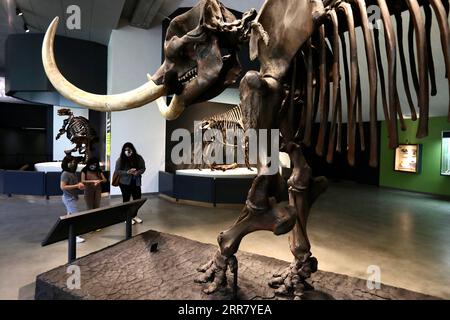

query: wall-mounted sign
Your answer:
[394,144,422,173]
[441,131,450,176]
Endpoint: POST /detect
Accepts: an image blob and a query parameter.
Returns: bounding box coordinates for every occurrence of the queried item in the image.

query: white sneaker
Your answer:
[76,236,85,243]
[133,217,143,224]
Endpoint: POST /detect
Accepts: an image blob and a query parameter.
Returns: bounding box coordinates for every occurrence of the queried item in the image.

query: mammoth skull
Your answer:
[42,0,242,120]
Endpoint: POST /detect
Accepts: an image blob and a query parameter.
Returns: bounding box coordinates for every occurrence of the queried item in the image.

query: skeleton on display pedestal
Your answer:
[55,108,98,164]
[42,0,450,299]
[197,105,252,171]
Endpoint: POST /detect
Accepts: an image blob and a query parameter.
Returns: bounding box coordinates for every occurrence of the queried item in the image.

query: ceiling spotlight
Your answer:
[23,23,30,33]
[16,8,23,16]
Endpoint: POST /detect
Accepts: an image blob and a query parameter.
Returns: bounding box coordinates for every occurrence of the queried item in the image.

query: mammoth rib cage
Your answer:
[293,0,450,168]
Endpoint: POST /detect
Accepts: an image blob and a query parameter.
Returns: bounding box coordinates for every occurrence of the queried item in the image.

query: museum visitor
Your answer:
[115,142,146,224]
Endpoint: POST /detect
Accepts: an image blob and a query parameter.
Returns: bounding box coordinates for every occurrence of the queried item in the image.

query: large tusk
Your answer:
[152,84,186,120]
[42,17,166,112]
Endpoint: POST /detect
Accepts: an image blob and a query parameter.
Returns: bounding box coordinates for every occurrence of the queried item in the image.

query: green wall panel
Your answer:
[380,117,450,196]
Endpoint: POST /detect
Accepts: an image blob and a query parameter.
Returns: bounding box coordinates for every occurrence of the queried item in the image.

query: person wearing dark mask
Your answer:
[115,142,146,224]
[81,157,107,210]
[60,156,85,243]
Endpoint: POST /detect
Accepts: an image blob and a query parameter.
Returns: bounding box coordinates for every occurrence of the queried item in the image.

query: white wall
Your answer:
[108,25,166,195]
[107,1,264,196]
[53,106,89,161]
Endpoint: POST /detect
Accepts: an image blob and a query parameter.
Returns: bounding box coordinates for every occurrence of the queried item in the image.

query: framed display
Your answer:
[394,144,422,173]
[441,131,450,176]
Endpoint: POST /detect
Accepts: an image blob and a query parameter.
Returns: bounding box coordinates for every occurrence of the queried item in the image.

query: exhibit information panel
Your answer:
[394,144,421,173]
[441,131,450,176]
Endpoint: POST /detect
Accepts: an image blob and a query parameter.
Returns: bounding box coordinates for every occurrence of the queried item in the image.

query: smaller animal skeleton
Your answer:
[197,105,252,171]
[55,108,98,164]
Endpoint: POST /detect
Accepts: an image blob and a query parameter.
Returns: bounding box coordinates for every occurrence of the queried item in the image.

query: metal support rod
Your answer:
[68,224,76,263]
[125,211,132,240]
[232,267,238,300]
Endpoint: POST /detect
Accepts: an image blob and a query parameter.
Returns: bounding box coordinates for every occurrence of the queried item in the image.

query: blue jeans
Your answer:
[62,195,79,214]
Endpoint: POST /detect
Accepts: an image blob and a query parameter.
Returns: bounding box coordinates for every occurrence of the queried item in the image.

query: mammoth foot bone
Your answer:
[196,173,297,294]
[269,255,318,299]
[195,250,238,294]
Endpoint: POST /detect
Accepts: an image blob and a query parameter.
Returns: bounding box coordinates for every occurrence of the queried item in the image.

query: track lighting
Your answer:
[16,8,23,16]
[23,23,30,33]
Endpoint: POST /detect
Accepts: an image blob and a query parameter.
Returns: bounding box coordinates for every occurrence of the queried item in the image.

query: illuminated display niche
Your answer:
[441,131,450,176]
[394,144,422,174]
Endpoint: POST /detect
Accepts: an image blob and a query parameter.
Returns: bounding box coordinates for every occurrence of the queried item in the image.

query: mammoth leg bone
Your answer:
[269,142,328,299]
[195,173,297,294]
[196,71,286,294]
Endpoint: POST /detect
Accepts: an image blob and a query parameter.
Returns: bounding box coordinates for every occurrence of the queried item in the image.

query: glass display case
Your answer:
[394,144,421,173]
[441,131,450,176]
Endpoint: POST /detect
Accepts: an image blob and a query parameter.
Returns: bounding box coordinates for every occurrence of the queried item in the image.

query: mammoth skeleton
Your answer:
[42,0,450,298]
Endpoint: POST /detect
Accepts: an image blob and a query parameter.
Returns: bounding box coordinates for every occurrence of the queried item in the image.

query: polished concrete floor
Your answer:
[0,181,449,300]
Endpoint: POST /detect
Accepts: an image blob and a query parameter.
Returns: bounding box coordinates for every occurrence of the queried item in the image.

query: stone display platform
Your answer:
[35,230,438,300]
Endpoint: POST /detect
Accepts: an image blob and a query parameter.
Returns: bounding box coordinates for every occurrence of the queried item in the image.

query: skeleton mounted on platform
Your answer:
[196,105,252,171]
[42,0,450,298]
[55,108,98,164]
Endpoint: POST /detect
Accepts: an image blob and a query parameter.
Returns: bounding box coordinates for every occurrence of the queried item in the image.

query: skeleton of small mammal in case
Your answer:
[41,0,450,299]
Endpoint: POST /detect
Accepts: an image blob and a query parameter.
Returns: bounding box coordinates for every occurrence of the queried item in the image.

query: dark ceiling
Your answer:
[0,0,165,76]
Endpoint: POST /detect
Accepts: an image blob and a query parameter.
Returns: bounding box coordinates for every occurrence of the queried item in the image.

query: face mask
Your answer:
[125,150,133,157]
[89,165,97,171]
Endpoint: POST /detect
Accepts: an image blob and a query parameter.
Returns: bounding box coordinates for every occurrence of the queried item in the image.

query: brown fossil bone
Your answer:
[355,0,378,166]
[428,0,450,121]
[315,24,329,157]
[424,3,437,97]
[269,142,328,297]
[303,39,315,147]
[326,9,340,164]
[218,175,296,257]
[395,13,417,121]
[338,2,358,166]
[377,0,399,148]
[408,17,420,96]
[406,0,429,139]
[373,27,390,138]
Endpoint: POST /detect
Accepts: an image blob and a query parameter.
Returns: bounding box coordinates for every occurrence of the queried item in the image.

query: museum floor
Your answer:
[0,181,449,300]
